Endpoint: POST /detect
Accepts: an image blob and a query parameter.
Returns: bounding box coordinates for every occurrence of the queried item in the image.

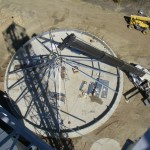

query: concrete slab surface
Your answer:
[0,0,150,149]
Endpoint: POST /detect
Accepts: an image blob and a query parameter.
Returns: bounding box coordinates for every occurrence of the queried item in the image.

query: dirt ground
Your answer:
[0,0,150,149]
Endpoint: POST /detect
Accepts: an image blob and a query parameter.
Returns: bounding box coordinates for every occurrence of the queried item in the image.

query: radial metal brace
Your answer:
[58,34,145,77]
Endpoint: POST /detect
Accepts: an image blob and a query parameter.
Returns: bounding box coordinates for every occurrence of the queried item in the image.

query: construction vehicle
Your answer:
[58,33,150,105]
[127,14,150,34]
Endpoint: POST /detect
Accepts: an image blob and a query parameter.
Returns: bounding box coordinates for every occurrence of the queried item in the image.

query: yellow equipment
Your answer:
[128,15,150,34]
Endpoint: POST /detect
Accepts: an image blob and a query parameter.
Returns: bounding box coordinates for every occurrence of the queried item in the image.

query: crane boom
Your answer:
[130,15,150,22]
[58,33,145,77]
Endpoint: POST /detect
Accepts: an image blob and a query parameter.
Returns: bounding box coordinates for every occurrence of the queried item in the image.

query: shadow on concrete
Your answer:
[2,22,75,150]
[20,42,74,150]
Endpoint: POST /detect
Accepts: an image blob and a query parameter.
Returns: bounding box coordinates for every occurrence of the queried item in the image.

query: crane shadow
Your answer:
[2,22,30,55]
[2,22,75,150]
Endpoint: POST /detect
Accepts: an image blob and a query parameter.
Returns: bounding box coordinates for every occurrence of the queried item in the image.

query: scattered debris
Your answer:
[72,66,78,73]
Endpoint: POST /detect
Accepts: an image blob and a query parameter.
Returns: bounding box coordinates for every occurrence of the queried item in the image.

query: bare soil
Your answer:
[0,0,150,149]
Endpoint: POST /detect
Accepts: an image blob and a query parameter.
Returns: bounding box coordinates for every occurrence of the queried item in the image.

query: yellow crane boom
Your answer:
[130,15,150,22]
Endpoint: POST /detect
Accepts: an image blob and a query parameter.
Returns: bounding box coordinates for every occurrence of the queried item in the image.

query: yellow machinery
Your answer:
[128,15,150,34]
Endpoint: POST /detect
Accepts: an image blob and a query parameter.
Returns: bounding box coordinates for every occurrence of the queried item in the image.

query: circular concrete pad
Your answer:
[4,29,123,138]
[90,138,121,150]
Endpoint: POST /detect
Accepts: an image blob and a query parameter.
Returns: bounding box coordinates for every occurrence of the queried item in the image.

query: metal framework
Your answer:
[0,105,53,150]
[4,29,123,138]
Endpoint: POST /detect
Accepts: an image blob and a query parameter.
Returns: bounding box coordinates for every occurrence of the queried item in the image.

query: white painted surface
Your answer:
[90,138,121,150]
